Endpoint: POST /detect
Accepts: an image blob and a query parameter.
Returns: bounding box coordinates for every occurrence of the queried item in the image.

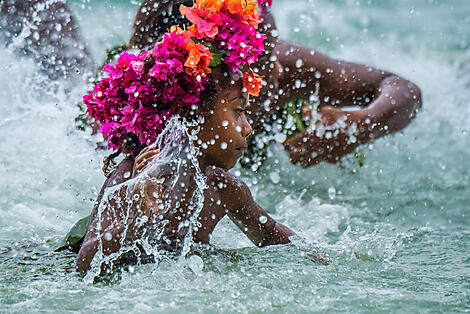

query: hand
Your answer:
[131,144,160,178]
[283,106,369,168]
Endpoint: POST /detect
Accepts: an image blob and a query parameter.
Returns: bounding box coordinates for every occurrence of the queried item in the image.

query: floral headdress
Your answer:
[84,0,265,151]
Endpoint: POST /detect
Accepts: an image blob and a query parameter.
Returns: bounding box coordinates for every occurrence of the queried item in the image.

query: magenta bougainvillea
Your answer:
[84,0,266,151]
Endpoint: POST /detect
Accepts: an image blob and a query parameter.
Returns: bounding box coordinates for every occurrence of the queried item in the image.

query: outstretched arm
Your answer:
[203,166,295,247]
[269,40,422,167]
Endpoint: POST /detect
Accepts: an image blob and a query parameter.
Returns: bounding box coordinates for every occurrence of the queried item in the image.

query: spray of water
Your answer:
[85,116,208,281]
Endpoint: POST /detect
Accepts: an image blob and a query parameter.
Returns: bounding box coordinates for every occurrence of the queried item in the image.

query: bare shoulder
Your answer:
[204,166,252,204]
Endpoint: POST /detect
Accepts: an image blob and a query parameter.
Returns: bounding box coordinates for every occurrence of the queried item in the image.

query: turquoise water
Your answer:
[1,0,469,312]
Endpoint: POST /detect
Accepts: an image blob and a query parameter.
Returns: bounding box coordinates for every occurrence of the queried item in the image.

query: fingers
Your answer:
[135,150,160,165]
[133,145,160,177]
[283,138,302,164]
[135,145,159,163]
[284,133,337,168]
[319,106,346,126]
[135,144,155,161]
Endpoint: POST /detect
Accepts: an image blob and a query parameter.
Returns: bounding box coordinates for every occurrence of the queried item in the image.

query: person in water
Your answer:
[128,0,422,168]
[58,0,422,256]
[76,0,328,276]
[0,0,92,81]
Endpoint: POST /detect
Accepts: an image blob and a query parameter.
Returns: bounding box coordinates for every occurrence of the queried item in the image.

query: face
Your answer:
[196,79,252,170]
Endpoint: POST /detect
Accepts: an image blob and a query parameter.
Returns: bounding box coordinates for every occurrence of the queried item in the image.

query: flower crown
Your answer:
[84,0,265,151]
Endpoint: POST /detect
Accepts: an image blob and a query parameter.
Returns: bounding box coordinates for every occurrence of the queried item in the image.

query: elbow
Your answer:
[409,80,423,111]
[389,75,423,122]
[405,80,422,125]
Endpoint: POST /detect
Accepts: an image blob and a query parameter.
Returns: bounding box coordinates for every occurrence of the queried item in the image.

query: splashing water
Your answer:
[0,0,469,312]
[85,117,208,281]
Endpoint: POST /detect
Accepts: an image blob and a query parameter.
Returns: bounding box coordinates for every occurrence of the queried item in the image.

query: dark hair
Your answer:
[129,0,192,50]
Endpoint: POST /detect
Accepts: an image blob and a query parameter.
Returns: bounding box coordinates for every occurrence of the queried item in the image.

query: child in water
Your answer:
[76,0,320,276]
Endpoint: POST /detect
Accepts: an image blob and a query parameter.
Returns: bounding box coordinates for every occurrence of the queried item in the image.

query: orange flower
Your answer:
[184,41,213,77]
[226,0,258,16]
[243,70,263,97]
[226,0,243,14]
[242,0,258,16]
[200,0,223,13]
[180,4,219,38]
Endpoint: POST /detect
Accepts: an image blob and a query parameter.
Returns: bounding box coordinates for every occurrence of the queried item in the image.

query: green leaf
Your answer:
[209,51,224,67]
[354,148,366,167]
[54,215,90,252]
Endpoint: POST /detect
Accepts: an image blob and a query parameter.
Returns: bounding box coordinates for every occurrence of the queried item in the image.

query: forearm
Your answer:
[274,40,389,105]
[228,206,295,247]
[258,220,295,247]
[226,184,296,247]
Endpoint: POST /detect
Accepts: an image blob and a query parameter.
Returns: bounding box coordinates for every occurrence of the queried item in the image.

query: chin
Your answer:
[221,158,239,171]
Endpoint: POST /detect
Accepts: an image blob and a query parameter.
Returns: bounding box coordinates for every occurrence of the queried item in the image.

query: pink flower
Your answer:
[180,5,220,39]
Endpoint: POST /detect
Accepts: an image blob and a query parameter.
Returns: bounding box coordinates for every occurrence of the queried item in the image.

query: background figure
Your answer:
[128,0,422,169]
[0,0,92,81]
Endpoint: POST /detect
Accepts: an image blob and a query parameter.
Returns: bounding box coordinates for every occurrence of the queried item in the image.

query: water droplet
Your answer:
[221,120,229,127]
[220,142,227,150]
[274,133,287,143]
[259,215,268,224]
[328,187,336,200]
[269,171,280,184]
[104,232,112,241]
[188,255,204,275]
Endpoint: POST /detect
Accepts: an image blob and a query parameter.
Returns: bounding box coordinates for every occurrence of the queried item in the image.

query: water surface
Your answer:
[0,0,469,312]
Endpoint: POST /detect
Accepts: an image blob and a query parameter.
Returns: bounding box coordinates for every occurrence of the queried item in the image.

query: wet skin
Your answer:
[76,79,295,274]
[129,3,423,167]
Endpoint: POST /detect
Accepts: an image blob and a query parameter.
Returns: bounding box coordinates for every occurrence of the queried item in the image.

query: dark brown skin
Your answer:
[76,78,295,274]
[265,39,422,167]
[129,3,422,167]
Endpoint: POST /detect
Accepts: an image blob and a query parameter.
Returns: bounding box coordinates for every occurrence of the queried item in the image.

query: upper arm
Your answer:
[274,39,392,107]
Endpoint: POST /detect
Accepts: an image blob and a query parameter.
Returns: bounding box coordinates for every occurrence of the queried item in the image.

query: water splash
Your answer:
[85,117,207,281]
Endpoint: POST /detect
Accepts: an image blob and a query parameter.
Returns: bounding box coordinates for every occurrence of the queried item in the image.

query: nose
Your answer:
[241,114,252,138]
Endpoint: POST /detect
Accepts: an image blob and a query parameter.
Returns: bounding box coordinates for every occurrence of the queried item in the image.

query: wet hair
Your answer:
[102,62,232,176]
[129,0,192,50]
